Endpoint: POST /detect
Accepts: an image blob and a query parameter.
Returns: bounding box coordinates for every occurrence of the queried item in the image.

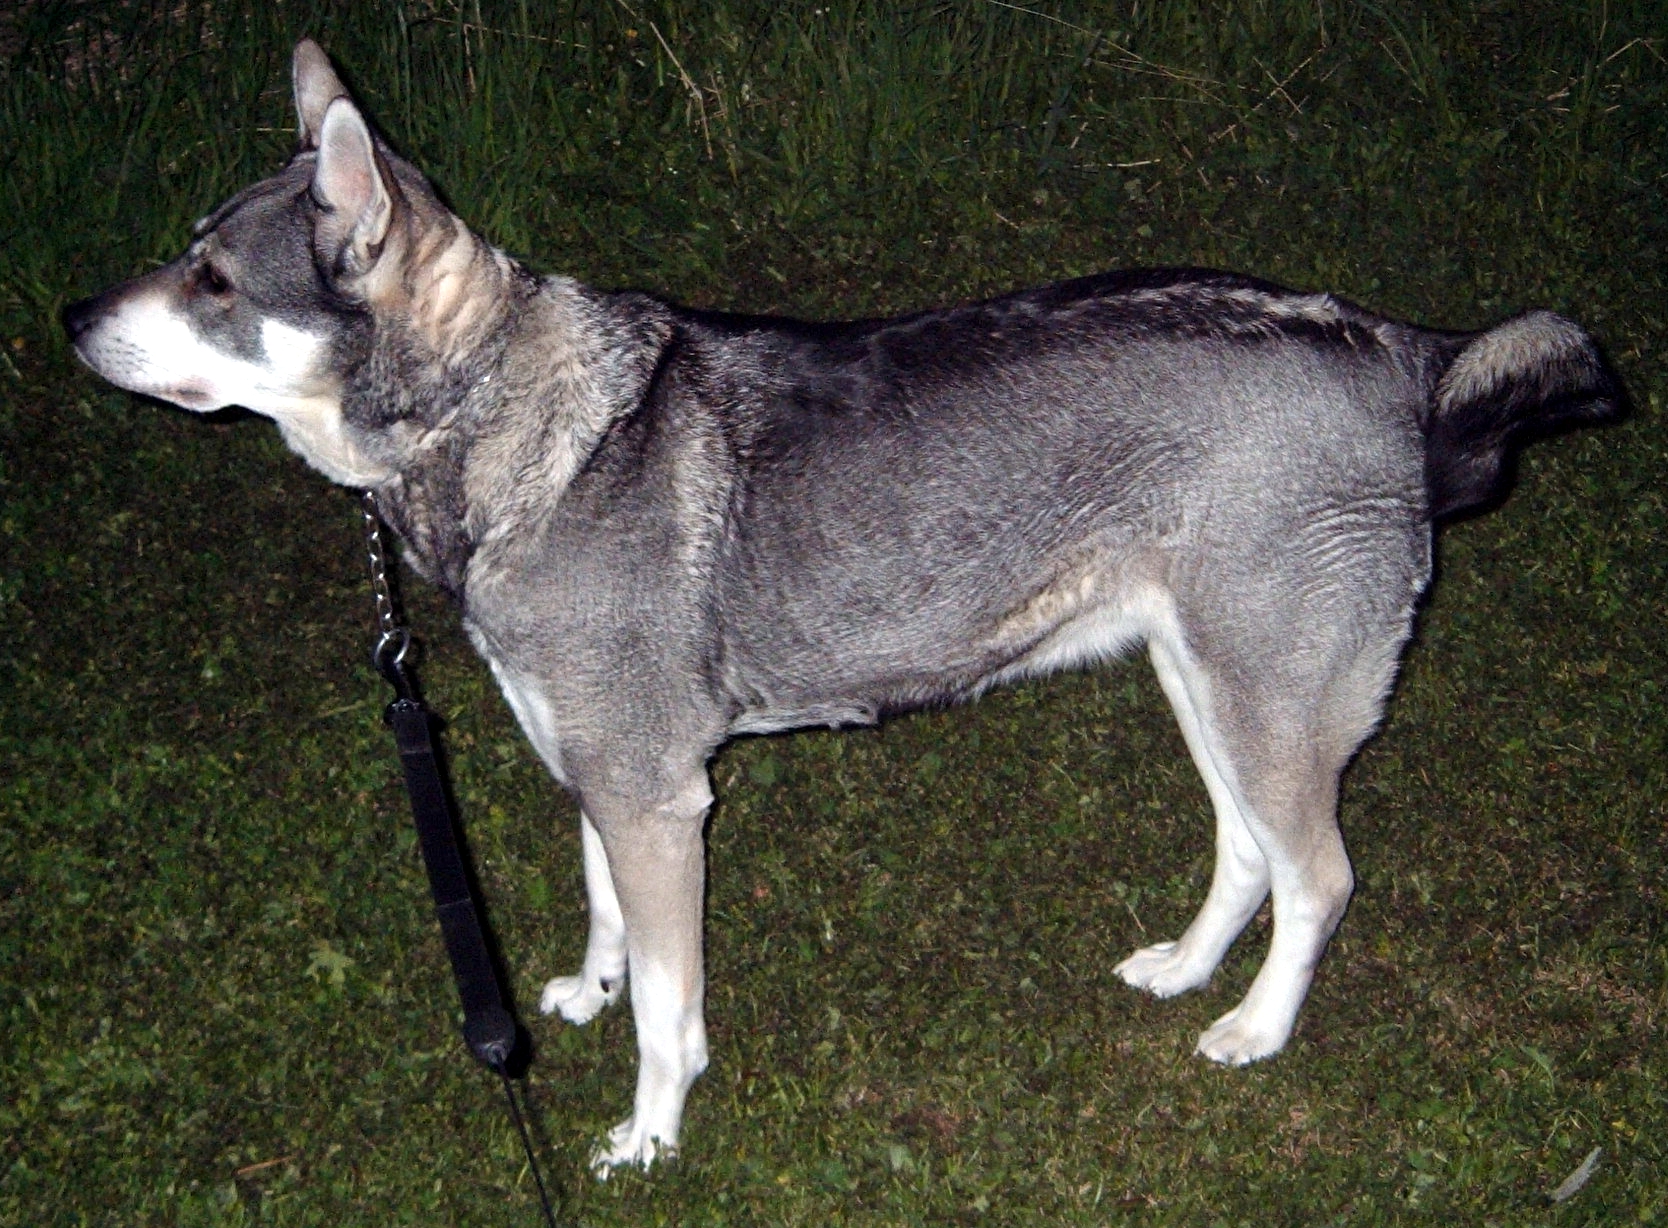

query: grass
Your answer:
[2,1,1665,1223]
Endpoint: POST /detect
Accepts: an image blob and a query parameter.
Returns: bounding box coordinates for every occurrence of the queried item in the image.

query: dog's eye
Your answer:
[197,263,233,296]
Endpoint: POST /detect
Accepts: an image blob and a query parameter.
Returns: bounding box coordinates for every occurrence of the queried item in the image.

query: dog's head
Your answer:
[62,40,478,485]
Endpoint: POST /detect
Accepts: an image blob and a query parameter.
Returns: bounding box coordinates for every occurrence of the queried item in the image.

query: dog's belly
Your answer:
[720,563,1170,737]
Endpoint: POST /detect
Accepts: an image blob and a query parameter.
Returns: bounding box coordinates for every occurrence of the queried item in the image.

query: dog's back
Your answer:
[565,271,1613,734]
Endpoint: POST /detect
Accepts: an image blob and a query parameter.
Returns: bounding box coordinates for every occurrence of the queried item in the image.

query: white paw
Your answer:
[1194,1003,1288,1066]
[539,972,622,1025]
[590,1117,672,1177]
[1114,941,1214,998]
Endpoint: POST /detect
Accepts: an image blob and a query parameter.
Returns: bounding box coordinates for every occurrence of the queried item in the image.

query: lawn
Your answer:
[2,1,1664,1224]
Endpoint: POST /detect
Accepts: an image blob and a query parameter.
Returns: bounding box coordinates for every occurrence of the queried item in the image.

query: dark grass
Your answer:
[3,1,1665,1223]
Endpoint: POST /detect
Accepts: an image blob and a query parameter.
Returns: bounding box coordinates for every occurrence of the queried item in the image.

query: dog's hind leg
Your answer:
[1118,603,1396,1065]
[1188,748,1353,1065]
[584,771,713,1173]
[540,813,628,1023]
[1114,634,1271,999]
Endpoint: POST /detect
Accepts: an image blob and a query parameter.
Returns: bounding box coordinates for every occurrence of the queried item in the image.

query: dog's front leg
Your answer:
[586,773,713,1173]
[485,659,633,1025]
[540,813,627,1023]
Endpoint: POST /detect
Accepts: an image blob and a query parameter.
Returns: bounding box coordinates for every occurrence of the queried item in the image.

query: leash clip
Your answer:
[373,626,418,705]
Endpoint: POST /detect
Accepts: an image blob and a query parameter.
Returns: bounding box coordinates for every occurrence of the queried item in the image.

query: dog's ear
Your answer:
[311,96,398,280]
[293,38,350,150]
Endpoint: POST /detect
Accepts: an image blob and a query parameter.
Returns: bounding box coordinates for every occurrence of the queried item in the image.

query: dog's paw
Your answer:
[590,1118,672,1178]
[1194,1003,1288,1066]
[1114,941,1214,998]
[539,972,622,1024]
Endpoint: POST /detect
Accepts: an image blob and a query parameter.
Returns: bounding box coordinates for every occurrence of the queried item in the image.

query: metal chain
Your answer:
[360,490,412,682]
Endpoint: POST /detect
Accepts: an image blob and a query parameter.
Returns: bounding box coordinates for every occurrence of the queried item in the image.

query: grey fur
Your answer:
[62,40,1619,1173]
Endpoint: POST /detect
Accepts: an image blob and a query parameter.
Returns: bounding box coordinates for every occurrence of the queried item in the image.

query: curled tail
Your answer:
[1425,310,1621,519]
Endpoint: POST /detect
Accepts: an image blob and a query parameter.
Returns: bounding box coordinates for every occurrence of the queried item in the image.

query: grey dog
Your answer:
[63,40,1618,1170]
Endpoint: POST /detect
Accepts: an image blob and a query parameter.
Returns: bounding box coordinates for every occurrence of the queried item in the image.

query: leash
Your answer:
[360,490,560,1226]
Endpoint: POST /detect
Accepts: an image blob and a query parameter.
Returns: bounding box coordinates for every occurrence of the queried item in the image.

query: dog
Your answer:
[63,40,1618,1171]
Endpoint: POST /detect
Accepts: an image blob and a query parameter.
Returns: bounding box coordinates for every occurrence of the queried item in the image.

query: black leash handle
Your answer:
[383,688,518,1068]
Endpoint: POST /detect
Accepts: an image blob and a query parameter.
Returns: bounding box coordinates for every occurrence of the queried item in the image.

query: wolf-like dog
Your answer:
[64,40,1618,1170]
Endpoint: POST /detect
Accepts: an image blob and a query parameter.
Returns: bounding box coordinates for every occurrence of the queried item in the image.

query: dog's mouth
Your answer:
[63,338,217,411]
[162,381,220,411]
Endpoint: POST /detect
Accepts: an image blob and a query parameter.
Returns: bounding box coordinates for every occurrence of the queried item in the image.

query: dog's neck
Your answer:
[351,260,673,601]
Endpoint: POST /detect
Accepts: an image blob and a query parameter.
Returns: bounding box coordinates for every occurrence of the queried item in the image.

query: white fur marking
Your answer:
[990,580,1169,684]
[540,814,628,1023]
[70,292,392,485]
[484,660,569,785]
[593,961,709,1174]
[76,294,323,415]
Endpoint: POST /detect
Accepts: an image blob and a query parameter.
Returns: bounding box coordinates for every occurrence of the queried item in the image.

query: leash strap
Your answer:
[360,491,559,1226]
[384,694,517,1066]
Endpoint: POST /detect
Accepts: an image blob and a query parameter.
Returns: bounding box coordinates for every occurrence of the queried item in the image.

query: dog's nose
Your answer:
[61,296,100,344]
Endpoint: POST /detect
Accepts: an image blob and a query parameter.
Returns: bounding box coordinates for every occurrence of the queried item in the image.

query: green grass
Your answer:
[3,1,1665,1223]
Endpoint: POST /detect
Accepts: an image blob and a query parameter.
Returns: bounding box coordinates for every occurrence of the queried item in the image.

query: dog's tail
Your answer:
[1423,311,1621,519]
